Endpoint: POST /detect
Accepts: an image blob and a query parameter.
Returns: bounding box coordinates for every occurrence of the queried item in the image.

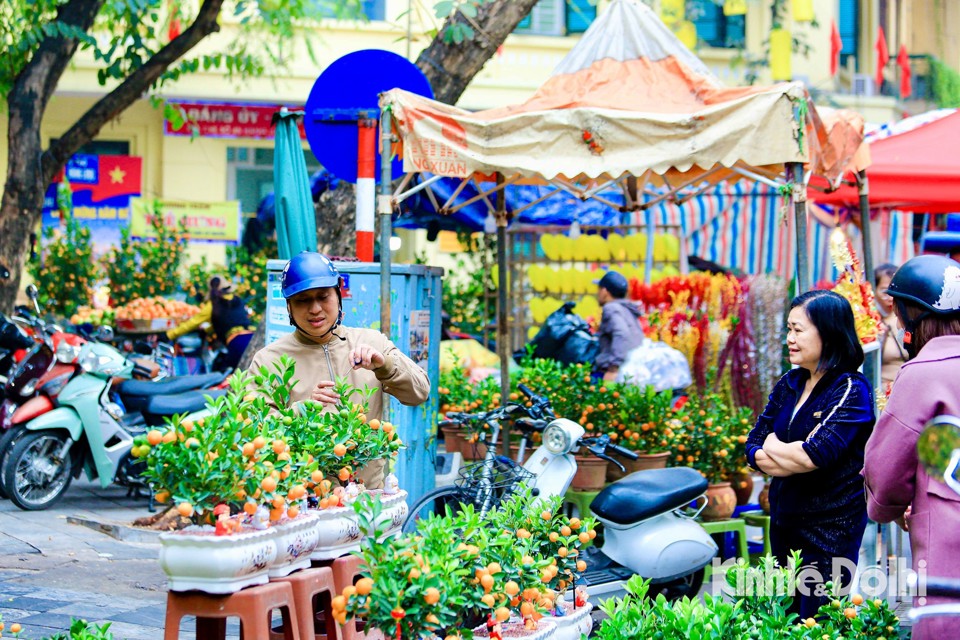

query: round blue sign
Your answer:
[304,49,433,184]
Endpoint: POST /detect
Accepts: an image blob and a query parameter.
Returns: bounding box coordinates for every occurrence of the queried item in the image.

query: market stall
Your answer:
[377,0,868,405]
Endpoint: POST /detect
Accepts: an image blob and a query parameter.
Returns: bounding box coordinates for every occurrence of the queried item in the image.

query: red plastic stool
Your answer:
[312,555,369,640]
[163,581,301,640]
[270,567,339,640]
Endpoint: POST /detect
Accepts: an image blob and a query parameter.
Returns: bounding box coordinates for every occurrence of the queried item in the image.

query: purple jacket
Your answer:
[594,299,644,373]
[863,335,960,640]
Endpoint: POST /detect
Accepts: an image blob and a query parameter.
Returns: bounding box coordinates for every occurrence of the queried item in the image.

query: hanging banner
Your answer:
[660,0,684,24]
[792,0,814,22]
[41,154,143,255]
[770,29,793,81]
[723,0,747,16]
[130,198,241,244]
[164,101,307,140]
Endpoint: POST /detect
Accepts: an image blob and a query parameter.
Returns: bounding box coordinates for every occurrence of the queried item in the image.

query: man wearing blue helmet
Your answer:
[248,252,430,487]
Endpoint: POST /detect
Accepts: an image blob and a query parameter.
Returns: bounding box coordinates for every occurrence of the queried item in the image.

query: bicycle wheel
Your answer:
[402,486,470,534]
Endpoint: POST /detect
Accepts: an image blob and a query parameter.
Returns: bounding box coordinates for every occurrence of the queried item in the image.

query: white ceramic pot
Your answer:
[550,602,593,640]
[158,526,277,594]
[269,511,322,578]
[310,489,408,561]
[473,618,557,640]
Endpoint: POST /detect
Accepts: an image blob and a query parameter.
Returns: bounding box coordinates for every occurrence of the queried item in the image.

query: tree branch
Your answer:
[42,0,226,182]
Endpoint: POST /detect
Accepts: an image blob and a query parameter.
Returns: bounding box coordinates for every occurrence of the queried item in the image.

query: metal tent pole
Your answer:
[857,170,875,280]
[495,173,511,457]
[788,162,810,292]
[378,108,394,339]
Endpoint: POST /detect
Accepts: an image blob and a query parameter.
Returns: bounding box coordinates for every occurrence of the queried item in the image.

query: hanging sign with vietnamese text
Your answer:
[130,198,241,244]
[164,101,307,140]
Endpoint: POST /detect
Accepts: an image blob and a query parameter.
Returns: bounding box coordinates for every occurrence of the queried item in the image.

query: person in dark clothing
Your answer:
[167,275,254,371]
[594,271,645,381]
[745,289,875,620]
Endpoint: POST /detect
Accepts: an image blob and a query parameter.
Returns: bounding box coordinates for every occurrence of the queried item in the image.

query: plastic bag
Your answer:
[616,337,692,392]
[516,301,598,365]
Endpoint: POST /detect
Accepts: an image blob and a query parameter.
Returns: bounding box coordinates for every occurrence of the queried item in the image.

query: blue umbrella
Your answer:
[272,109,317,259]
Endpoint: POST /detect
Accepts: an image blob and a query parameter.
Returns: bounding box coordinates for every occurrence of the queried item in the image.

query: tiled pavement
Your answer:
[0,479,226,640]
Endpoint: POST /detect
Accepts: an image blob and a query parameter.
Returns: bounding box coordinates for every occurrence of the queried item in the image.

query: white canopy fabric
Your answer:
[381,0,867,188]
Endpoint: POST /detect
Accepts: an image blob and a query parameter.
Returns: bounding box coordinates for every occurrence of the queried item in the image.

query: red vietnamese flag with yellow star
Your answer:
[42,154,143,254]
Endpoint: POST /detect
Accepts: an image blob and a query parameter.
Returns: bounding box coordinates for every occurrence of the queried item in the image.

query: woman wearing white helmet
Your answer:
[247,252,430,488]
[863,254,960,640]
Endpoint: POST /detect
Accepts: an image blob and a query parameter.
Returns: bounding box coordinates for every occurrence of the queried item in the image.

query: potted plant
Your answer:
[254,355,409,561]
[673,391,753,521]
[142,372,286,593]
[606,384,675,480]
[334,495,483,640]
[486,490,597,640]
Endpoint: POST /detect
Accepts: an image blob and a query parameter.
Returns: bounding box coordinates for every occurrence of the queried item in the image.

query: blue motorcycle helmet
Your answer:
[281,251,344,337]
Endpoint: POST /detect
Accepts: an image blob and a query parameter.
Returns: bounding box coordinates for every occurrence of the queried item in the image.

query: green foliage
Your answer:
[594,552,902,640]
[931,56,960,108]
[46,618,116,640]
[442,232,495,337]
[28,205,99,319]
[672,389,753,482]
[101,201,187,307]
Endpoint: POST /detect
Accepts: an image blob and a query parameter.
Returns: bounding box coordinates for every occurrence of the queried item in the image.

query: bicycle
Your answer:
[403,384,637,534]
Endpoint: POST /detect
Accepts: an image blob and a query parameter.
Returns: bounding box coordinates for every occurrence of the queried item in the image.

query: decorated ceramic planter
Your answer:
[473,617,557,640]
[158,526,277,594]
[269,511,322,578]
[551,602,593,640]
[310,489,408,561]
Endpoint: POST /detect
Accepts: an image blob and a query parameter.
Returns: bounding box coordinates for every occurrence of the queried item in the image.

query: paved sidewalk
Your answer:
[0,479,194,640]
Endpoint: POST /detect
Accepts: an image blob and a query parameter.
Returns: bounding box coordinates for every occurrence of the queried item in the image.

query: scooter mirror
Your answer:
[25,284,38,300]
[917,415,960,493]
[97,325,115,343]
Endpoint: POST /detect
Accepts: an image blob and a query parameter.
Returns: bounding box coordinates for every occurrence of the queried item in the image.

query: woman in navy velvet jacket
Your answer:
[745,289,876,620]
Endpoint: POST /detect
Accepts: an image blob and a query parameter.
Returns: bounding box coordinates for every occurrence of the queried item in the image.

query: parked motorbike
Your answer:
[0,313,34,386]
[405,384,716,603]
[0,338,228,510]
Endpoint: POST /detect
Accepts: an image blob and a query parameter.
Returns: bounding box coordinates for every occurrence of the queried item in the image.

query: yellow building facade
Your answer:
[0,0,952,269]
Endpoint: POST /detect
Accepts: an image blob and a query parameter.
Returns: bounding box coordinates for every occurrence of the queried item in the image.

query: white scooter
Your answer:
[409,384,718,603]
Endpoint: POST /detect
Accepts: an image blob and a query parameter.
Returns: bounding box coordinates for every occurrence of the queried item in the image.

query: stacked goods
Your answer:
[114,297,200,331]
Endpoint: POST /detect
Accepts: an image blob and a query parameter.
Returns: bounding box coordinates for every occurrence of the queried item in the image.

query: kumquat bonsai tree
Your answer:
[138,371,290,528]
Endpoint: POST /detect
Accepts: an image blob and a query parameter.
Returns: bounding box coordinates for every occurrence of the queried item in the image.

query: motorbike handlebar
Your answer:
[518,383,535,399]
[609,443,640,460]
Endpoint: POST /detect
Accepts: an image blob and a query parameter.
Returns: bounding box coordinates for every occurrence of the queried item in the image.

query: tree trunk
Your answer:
[0,0,225,314]
[312,0,542,259]
[415,0,544,105]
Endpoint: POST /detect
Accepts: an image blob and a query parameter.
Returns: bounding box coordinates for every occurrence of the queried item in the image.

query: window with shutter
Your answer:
[515,0,566,36]
[838,0,859,64]
[690,0,745,48]
[313,0,384,20]
[566,0,597,34]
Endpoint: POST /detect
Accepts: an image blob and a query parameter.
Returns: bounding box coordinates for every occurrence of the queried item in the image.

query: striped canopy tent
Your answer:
[375,0,869,396]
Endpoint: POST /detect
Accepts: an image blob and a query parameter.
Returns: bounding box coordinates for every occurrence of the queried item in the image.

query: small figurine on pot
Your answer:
[383,472,400,495]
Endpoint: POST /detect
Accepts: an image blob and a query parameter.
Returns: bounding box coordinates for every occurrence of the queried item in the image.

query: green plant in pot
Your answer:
[253,355,404,504]
[611,384,676,454]
[141,371,284,527]
[334,495,481,639]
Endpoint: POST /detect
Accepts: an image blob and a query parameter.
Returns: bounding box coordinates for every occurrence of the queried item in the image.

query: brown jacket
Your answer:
[248,326,430,487]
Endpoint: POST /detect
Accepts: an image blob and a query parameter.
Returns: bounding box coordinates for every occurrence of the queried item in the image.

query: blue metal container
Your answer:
[265,260,443,504]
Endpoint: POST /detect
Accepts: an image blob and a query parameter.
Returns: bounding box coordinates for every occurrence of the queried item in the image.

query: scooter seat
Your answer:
[144,388,227,417]
[118,372,226,398]
[591,467,708,525]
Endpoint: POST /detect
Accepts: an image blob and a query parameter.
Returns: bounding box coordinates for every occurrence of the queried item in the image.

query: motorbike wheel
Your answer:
[0,425,27,499]
[2,431,74,511]
[401,486,471,534]
[649,568,705,601]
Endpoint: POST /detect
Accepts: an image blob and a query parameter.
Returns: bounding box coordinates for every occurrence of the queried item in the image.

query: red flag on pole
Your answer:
[875,27,890,90]
[897,44,912,99]
[830,20,843,76]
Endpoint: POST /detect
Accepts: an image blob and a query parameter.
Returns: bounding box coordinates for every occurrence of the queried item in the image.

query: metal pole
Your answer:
[789,162,811,293]
[495,173,511,457]
[644,209,655,284]
[857,169,875,280]
[357,115,377,262]
[378,108,394,339]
